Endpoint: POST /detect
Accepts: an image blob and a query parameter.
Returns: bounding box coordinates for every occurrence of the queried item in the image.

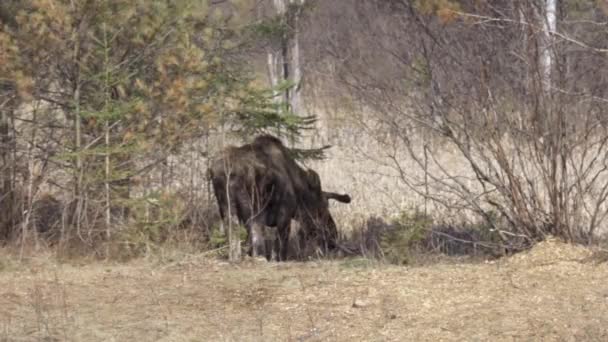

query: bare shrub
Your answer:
[309,1,608,248]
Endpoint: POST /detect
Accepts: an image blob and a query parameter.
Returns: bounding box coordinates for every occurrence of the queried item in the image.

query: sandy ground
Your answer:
[0,239,607,341]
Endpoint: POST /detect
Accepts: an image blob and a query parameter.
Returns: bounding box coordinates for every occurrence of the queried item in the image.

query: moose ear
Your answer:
[323,192,351,204]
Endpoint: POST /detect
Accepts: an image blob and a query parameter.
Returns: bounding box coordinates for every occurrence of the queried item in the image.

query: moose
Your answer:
[208,135,351,261]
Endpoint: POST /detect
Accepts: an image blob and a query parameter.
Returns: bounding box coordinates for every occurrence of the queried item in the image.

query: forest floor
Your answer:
[0,239,607,341]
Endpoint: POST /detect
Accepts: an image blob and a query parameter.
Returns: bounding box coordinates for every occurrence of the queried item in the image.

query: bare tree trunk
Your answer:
[541,0,557,91]
[73,38,82,193]
[103,22,112,244]
[0,98,15,240]
[19,155,35,258]
[219,116,240,261]
[290,2,303,116]
[73,26,84,235]
[160,114,168,188]
[267,52,281,102]
[19,102,43,257]
[226,172,241,262]
[268,0,287,105]
[104,125,111,233]
[267,0,305,115]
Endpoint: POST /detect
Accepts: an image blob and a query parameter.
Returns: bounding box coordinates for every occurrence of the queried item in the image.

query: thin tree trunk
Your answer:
[273,0,286,17]
[220,124,240,261]
[0,98,14,240]
[267,52,281,103]
[103,23,111,243]
[541,0,557,90]
[19,102,42,257]
[281,31,290,105]
[268,0,291,107]
[267,0,306,144]
[290,1,303,116]
[73,28,84,235]
[74,42,82,193]
[105,124,111,231]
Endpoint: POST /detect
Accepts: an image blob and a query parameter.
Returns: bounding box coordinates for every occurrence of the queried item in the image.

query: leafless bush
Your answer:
[307,0,608,248]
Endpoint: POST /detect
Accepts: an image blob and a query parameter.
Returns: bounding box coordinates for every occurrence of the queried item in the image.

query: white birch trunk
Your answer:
[268,0,287,105]
[541,0,557,90]
[267,0,305,114]
[267,52,281,103]
[290,4,303,116]
[273,0,286,14]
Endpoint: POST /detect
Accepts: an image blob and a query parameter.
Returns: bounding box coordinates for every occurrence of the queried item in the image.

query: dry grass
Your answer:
[0,239,607,341]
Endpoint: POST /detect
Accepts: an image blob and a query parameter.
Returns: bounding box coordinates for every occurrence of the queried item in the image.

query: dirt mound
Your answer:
[506,237,592,267]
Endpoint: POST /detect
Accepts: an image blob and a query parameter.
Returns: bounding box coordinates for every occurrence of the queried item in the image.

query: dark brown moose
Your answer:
[208,135,351,261]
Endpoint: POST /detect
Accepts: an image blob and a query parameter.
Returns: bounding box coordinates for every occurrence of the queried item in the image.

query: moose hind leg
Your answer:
[249,221,267,259]
[264,230,274,261]
[275,221,291,261]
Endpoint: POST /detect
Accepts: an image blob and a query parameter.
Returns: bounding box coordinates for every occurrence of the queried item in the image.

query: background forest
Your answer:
[2,0,608,260]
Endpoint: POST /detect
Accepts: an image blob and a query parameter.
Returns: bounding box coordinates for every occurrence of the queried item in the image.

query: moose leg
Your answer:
[211,177,229,235]
[264,229,274,261]
[295,220,310,258]
[323,215,339,252]
[275,219,291,261]
[248,221,266,259]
